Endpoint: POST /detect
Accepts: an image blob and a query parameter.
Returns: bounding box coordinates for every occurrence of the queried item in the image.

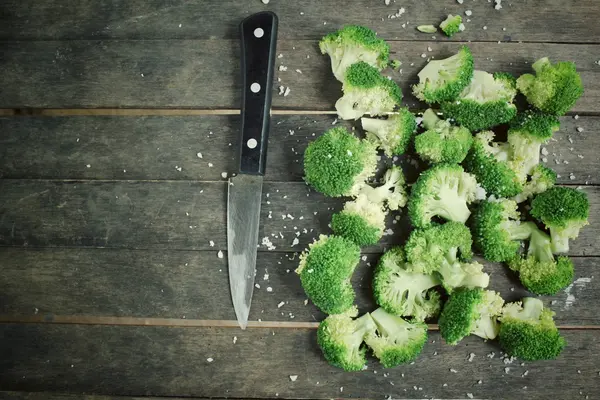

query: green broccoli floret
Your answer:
[358,166,408,211]
[405,222,490,292]
[530,186,590,253]
[364,308,428,368]
[463,131,525,198]
[317,307,377,371]
[438,288,504,345]
[440,71,517,131]
[513,164,557,204]
[407,163,478,228]
[331,195,386,246]
[516,57,584,116]
[440,14,463,38]
[414,108,473,164]
[412,46,474,104]
[508,111,560,176]
[472,199,537,262]
[336,62,402,120]
[319,25,390,82]
[499,297,565,360]
[304,127,378,197]
[372,247,442,321]
[296,235,360,314]
[508,227,574,295]
[361,108,417,156]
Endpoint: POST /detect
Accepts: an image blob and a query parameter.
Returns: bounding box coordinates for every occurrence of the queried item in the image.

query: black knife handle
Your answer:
[238,12,278,176]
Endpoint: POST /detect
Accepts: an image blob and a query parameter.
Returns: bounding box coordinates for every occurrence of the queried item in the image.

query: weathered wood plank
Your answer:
[0,180,598,255]
[0,247,596,325]
[1,41,598,113]
[0,324,598,399]
[1,0,599,44]
[0,115,596,185]
[0,393,218,400]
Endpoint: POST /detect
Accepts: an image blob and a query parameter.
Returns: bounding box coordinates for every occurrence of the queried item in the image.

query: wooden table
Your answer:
[1,1,599,399]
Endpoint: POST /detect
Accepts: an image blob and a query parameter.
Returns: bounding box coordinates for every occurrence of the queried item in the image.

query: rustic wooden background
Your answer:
[1,1,599,399]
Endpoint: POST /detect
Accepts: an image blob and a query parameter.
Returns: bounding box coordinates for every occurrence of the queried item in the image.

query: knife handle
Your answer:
[238,11,278,176]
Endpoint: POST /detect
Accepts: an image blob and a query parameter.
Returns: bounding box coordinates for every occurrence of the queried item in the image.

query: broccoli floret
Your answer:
[296,235,360,314]
[513,164,557,204]
[508,227,574,295]
[530,186,590,253]
[412,46,474,104]
[408,163,478,228]
[440,71,517,131]
[508,111,560,176]
[499,297,565,360]
[463,131,525,198]
[516,57,584,116]
[439,288,504,345]
[336,62,402,120]
[358,166,408,211]
[304,127,378,197]
[319,25,390,82]
[405,222,489,292]
[317,307,377,371]
[331,195,386,246]
[472,199,537,262]
[372,247,442,321]
[440,14,463,38]
[364,308,428,368]
[414,108,473,164]
[361,108,417,156]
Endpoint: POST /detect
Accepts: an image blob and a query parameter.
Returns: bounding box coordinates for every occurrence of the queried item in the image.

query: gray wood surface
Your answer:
[1,0,599,43]
[0,180,597,255]
[0,247,597,325]
[0,115,596,184]
[1,41,598,112]
[0,324,598,400]
[0,393,223,400]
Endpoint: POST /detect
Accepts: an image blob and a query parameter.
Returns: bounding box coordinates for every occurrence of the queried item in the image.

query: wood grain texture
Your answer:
[1,41,598,112]
[0,115,596,184]
[0,393,221,400]
[0,180,598,255]
[0,247,597,325]
[0,324,598,400]
[1,0,599,43]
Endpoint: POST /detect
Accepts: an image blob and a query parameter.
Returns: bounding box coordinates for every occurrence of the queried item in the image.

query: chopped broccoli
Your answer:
[319,25,390,82]
[463,131,525,198]
[358,166,408,211]
[508,111,560,176]
[438,288,504,345]
[331,195,386,246]
[440,71,517,131]
[304,127,377,197]
[530,186,590,253]
[440,15,463,37]
[296,235,361,314]
[364,308,428,368]
[372,247,442,321]
[472,199,537,262]
[417,25,437,34]
[513,164,557,204]
[517,57,584,116]
[412,46,474,104]
[499,297,565,360]
[414,108,473,164]
[336,62,402,120]
[361,108,417,156]
[508,227,574,295]
[408,163,478,228]
[405,222,490,292]
[317,307,377,371]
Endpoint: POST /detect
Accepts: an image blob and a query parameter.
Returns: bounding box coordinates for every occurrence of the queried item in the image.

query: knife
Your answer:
[228,11,278,330]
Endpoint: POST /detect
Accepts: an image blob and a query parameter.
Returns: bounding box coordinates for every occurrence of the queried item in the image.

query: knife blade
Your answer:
[228,11,278,329]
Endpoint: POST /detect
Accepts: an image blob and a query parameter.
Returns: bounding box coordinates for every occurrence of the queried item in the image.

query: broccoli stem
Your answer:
[549,227,570,254]
[505,221,537,241]
[422,109,441,131]
[371,307,410,337]
[472,316,500,340]
[361,117,388,135]
[429,189,471,223]
[351,313,377,347]
[528,229,555,263]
